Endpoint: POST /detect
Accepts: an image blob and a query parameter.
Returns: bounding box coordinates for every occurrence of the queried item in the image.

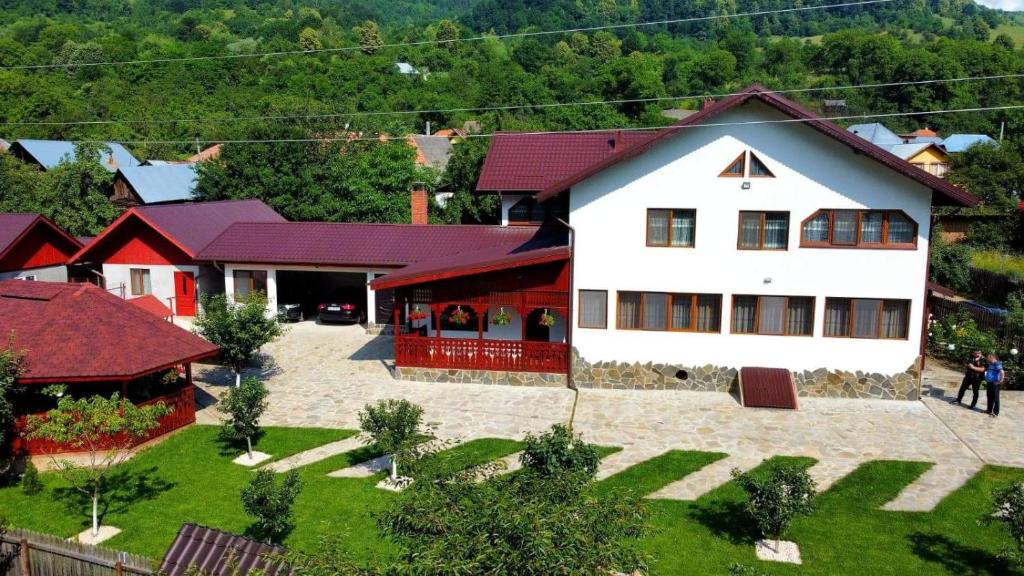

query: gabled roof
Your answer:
[73,199,285,263]
[0,139,9,152]
[943,134,998,153]
[409,135,453,171]
[1,281,218,383]
[116,164,197,204]
[188,144,222,163]
[0,213,82,268]
[160,524,290,576]
[129,294,173,320]
[886,142,946,161]
[10,139,139,172]
[847,123,903,146]
[476,130,657,192]
[535,86,976,207]
[196,222,550,267]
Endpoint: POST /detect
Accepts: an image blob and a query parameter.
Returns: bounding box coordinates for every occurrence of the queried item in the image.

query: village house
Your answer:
[1,280,218,457]
[111,164,198,207]
[370,85,977,401]
[0,213,83,282]
[70,200,286,317]
[7,139,139,172]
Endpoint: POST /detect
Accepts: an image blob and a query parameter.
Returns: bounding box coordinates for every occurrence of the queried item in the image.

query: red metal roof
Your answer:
[196,222,550,267]
[73,199,285,263]
[532,85,976,207]
[739,367,799,409]
[1,280,218,383]
[371,240,569,290]
[160,524,290,576]
[476,130,657,192]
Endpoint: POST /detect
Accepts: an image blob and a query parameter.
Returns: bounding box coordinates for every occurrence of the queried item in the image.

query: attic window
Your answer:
[720,153,746,177]
[749,153,774,178]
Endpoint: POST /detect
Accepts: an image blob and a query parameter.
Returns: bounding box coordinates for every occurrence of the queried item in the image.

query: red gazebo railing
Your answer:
[395,335,568,374]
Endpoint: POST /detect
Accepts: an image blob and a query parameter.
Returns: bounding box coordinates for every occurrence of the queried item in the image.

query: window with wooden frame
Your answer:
[749,152,775,177]
[738,211,789,250]
[730,295,814,336]
[646,209,696,247]
[617,292,721,333]
[233,270,268,299]
[129,268,151,296]
[578,290,608,329]
[720,152,746,177]
[800,210,918,249]
[508,196,545,225]
[823,298,910,339]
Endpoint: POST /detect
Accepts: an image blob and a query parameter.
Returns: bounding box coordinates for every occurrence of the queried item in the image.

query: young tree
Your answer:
[0,334,26,453]
[220,377,269,460]
[732,463,817,541]
[241,469,303,543]
[358,399,423,481]
[25,394,169,537]
[20,460,42,495]
[193,292,282,388]
[521,423,600,478]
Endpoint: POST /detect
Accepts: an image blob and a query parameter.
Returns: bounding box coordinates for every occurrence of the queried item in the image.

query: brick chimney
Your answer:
[411,182,428,225]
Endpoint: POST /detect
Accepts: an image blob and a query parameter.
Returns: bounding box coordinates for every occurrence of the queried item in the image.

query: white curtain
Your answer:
[731,296,758,333]
[672,295,692,330]
[671,210,695,247]
[802,212,829,243]
[852,299,881,338]
[647,210,669,245]
[696,294,721,332]
[758,296,786,334]
[786,297,814,335]
[643,293,669,330]
[887,213,915,244]
[580,291,607,328]
[764,213,788,249]
[739,213,762,248]
[833,210,858,244]
[881,300,909,338]
[618,292,640,329]
[824,298,850,337]
[860,212,884,244]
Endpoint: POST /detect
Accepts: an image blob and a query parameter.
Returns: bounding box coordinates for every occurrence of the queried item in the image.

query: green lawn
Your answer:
[972,250,1024,281]
[3,428,1024,575]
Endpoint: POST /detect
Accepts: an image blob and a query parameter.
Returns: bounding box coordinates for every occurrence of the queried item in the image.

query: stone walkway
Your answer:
[596,446,672,481]
[806,457,864,492]
[263,437,364,473]
[192,323,1024,509]
[882,460,985,512]
[647,454,764,501]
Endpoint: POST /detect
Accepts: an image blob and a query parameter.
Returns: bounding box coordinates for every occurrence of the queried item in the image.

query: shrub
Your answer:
[930,233,972,293]
[520,423,600,479]
[358,399,423,480]
[219,377,269,459]
[928,311,999,363]
[20,460,42,496]
[990,482,1024,563]
[241,469,303,543]
[732,463,816,540]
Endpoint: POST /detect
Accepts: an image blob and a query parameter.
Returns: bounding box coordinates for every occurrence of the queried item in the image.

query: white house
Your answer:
[373,85,975,400]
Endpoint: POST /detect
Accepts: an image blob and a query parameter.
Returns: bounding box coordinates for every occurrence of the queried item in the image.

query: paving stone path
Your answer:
[328,454,391,478]
[596,446,670,481]
[647,454,765,501]
[881,460,985,512]
[191,324,1024,510]
[262,436,364,473]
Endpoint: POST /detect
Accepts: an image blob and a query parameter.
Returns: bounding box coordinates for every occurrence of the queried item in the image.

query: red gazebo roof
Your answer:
[1,281,219,383]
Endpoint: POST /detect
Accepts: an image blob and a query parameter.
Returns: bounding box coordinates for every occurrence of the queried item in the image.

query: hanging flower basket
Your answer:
[539,309,556,328]
[448,306,470,326]
[409,306,428,322]
[492,307,512,326]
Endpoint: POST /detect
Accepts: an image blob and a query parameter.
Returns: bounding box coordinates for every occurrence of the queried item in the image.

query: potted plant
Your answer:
[409,306,428,322]
[448,306,470,326]
[492,307,512,326]
[539,309,556,328]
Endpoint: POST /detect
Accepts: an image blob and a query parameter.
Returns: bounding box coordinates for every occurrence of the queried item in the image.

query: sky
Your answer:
[975,0,1024,10]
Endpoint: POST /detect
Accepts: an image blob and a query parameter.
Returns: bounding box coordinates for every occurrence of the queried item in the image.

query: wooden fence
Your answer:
[929,295,1008,336]
[0,529,154,576]
[969,267,1024,307]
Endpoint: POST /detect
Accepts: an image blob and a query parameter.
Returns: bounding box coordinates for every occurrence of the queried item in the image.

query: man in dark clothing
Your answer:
[951,350,986,409]
[986,353,1005,418]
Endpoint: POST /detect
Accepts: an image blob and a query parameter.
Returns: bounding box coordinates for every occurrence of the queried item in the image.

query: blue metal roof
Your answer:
[942,134,997,153]
[13,139,139,172]
[117,164,197,204]
[847,123,903,146]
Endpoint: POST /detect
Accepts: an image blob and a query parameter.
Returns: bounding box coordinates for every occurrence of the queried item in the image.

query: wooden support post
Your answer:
[19,538,30,575]
[120,380,128,398]
[115,559,124,576]
[185,363,193,386]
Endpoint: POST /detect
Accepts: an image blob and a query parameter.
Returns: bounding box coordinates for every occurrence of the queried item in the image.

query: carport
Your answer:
[275,268,368,322]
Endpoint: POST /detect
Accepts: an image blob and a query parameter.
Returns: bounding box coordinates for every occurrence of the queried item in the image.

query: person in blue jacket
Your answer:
[984,353,1006,418]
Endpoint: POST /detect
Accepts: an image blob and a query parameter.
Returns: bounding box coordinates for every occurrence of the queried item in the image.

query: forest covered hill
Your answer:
[1,0,1024,232]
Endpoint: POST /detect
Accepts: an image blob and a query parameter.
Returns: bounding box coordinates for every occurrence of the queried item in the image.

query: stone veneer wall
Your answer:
[571,350,922,401]
[394,366,567,387]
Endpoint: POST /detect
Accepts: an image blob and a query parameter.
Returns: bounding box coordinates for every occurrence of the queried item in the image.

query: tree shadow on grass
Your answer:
[52,466,176,529]
[909,532,1017,576]
[689,498,761,545]
[215,429,268,458]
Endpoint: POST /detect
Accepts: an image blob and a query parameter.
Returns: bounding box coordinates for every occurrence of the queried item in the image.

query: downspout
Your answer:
[556,217,580,429]
[918,214,936,398]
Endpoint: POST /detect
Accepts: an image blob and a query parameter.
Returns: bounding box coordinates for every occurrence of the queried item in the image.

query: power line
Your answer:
[65,103,1024,146]
[0,0,893,71]
[3,71,1022,128]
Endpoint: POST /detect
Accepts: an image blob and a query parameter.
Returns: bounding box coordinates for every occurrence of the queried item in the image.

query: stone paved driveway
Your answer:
[193,322,1024,508]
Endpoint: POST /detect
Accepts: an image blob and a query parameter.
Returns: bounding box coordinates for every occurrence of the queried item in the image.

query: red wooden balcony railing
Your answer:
[395,335,568,374]
[11,385,197,456]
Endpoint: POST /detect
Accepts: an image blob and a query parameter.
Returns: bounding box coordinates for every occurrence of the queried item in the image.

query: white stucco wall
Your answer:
[569,102,933,375]
[103,263,201,315]
[223,264,385,321]
[500,194,530,226]
[0,264,68,282]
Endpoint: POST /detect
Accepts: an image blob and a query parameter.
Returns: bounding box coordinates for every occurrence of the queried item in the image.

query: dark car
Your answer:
[317,294,364,324]
[277,303,303,322]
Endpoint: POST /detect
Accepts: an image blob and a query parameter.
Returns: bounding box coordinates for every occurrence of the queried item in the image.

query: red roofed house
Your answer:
[1,280,219,455]
[0,213,83,282]
[370,85,977,400]
[71,200,285,317]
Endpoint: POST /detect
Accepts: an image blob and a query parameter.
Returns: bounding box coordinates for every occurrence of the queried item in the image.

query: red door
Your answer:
[174,271,196,316]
